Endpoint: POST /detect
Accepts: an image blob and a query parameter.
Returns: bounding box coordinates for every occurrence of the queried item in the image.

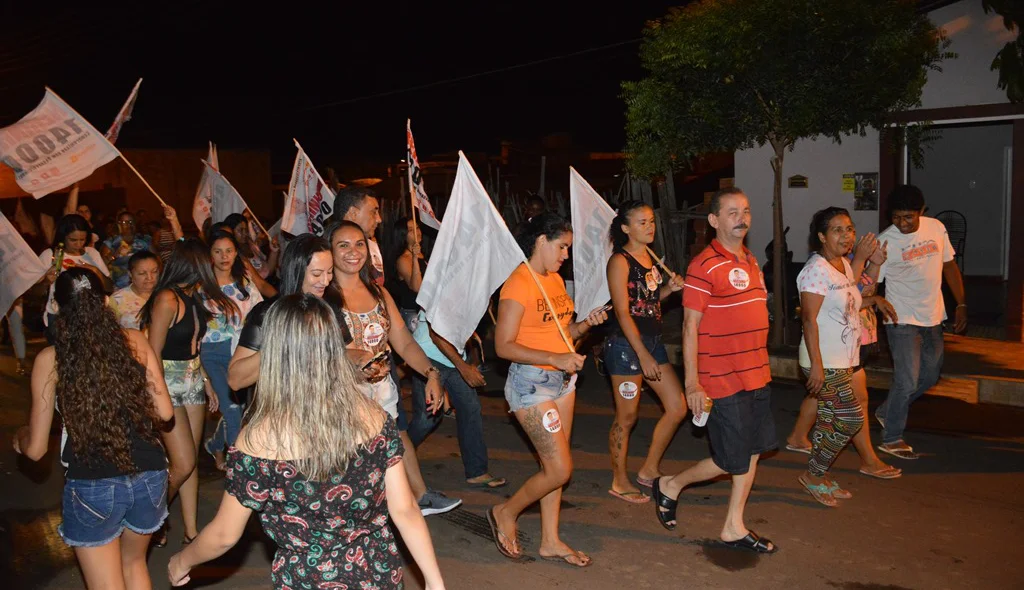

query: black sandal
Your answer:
[152,523,168,548]
[652,477,678,531]
[720,532,777,554]
[182,534,196,546]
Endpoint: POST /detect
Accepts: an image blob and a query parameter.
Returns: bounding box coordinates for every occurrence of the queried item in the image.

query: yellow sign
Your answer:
[842,174,856,192]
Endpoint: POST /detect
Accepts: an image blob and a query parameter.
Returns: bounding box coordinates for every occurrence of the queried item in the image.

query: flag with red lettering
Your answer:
[406,120,441,230]
[283,140,335,236]
[569,167,615,316]
[416,152,522,352]
[203,160,248,224]
[191,142,218,231]
[105,78,142,144]
[0,89,119,198]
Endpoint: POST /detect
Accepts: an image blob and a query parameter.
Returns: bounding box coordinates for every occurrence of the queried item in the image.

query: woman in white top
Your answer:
[38,214,112,342]
[109,250,161,330]
[796,207,881,507]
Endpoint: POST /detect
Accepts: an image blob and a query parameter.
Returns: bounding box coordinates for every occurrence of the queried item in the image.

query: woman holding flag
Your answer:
[604,201,686,502]
[488,213,608,567]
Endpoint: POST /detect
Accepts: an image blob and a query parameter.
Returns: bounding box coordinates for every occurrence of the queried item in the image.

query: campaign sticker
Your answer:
[542,409,562,433]
[362,322,386,347]
[729,268,750,290]
[619,381,639,400]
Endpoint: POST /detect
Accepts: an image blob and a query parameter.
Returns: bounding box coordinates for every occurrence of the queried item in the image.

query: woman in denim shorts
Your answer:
[603,201,686,504]
[14,269,175,589]
[140,239,231,546]
[488,213,608,568]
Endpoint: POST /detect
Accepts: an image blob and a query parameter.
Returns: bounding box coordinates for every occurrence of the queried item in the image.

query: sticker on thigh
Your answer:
[618,380,639,400]
[542,409,562,433]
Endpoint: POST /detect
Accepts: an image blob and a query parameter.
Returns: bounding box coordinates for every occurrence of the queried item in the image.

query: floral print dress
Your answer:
[226,416,406,589]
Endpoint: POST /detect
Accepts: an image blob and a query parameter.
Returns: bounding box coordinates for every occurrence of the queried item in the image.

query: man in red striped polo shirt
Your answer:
[651,187,777,554]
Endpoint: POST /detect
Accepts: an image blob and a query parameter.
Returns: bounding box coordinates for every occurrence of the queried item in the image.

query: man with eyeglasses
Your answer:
[101,210,154,289]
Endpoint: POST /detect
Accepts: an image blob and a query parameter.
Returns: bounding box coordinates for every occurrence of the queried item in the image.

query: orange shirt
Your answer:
[499,263,574,370]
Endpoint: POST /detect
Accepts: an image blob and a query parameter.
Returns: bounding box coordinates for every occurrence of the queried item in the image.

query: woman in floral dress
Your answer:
[168,294,445,589]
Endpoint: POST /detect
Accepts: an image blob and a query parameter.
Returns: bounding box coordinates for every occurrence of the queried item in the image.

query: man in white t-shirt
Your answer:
[875,185,966,460]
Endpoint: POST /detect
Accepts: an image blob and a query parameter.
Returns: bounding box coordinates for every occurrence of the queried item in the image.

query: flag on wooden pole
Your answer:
[0,209,49,318]
[283,140,335,236]
[0,89,119,198]
[569,167,615,316]
[105,78,142,143]
[406,120,441,230]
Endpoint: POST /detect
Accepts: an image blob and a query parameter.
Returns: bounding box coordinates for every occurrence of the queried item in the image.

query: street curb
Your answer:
[663,344,1024,407]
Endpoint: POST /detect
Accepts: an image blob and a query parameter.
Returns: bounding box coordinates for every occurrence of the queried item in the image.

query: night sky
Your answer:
[1,1,682,172]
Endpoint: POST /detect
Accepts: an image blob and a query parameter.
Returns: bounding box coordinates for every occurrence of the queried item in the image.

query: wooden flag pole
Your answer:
[522,262,575,353]
[118,154,168,208]
[645,246,677,278]
[247,209,272,239]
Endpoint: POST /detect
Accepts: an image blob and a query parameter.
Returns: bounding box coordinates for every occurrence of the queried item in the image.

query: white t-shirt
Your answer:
[39,247,110,324]
[876,217,955,327]
[797,254,862,369]
[368,239,385,284]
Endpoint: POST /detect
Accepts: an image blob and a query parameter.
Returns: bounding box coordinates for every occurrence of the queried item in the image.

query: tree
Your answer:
[983,0,1024,103]
[623,0,949,347]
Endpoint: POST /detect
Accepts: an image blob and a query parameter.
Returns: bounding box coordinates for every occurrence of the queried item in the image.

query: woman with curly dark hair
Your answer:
[14,268,174,589]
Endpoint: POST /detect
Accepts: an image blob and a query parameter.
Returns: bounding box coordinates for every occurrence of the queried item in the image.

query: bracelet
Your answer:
[426,366,441,379]
[956,304,967,309]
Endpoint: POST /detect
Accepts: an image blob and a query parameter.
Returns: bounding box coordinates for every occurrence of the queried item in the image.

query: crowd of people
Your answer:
[7,180,965,588]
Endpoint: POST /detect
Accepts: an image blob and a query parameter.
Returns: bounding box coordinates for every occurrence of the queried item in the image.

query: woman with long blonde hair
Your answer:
[168,294,445,590]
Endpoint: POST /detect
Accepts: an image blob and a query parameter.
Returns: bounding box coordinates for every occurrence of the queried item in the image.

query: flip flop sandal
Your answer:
[720,532,778,554]
[652,477,678,530]
[785,444,812,455]
[859,466,902,480]
[486,508,523,561]
[636,475,654,489]
[798,475,838,507]
[825,480,852,500]
[877,444,920,460]
[608,489,650,504]
[468,476,508,489]
[541,550,593,568]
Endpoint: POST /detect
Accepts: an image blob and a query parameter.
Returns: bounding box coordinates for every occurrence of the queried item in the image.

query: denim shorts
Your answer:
[59,469,169,547]
[603,334,669,375]
[706,386,778,475]
[504,363,577,412]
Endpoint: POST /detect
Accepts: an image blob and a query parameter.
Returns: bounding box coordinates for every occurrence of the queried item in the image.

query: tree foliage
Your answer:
[983,0,1024,103]
[623,0,949,178]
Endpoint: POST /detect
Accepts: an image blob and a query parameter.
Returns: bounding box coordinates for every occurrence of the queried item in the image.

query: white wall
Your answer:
[735,132,880,264]
[734,0,1017,264]
[909,123,1013,276]
[921,1,1018,109]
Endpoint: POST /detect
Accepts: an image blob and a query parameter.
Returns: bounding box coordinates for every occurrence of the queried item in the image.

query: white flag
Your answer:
[191,142,218,231]
[406,120,441,230]
[0,89,119,198]
[283,140,335,236]
[105,78,142,144]
[0,209,49,318]
[416,151,522,352]
[570,167,615,316]
[204,161,248,224]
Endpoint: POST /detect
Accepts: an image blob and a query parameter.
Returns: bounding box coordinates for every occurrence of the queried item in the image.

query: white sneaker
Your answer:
[418,490,462,516]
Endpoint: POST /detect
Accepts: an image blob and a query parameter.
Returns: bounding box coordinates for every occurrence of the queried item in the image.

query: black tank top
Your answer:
[608,249,663,338]
[162,287,206,361]
[389,255,427,311]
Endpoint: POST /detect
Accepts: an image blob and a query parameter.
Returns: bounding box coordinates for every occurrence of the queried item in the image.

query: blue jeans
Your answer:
[878,324,944,444]
[408,360,489,479]
[202,340,242,452]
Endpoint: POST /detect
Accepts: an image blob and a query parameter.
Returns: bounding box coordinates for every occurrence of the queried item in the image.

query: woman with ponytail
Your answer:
[14,268,174,589]
[603,201,686,502]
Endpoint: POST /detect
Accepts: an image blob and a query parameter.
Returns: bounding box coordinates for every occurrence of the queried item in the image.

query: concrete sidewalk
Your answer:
[3,347,1023,590]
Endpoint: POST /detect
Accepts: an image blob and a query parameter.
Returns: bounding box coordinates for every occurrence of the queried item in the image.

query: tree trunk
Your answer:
[770,144,786,348]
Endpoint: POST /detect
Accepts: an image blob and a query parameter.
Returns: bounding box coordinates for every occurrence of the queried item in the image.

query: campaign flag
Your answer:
[203,161,248,224]
[0,209,50,318]
[0,88,119,198]
[191,142,218,231]
[406,120,440,230]
[569,167,615,316]
[416,151,522,352]
[104,78,142,143]
[283,140,335,236]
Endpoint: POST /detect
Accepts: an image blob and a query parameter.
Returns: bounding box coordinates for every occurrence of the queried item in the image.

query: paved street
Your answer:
[2,342,1023,589]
